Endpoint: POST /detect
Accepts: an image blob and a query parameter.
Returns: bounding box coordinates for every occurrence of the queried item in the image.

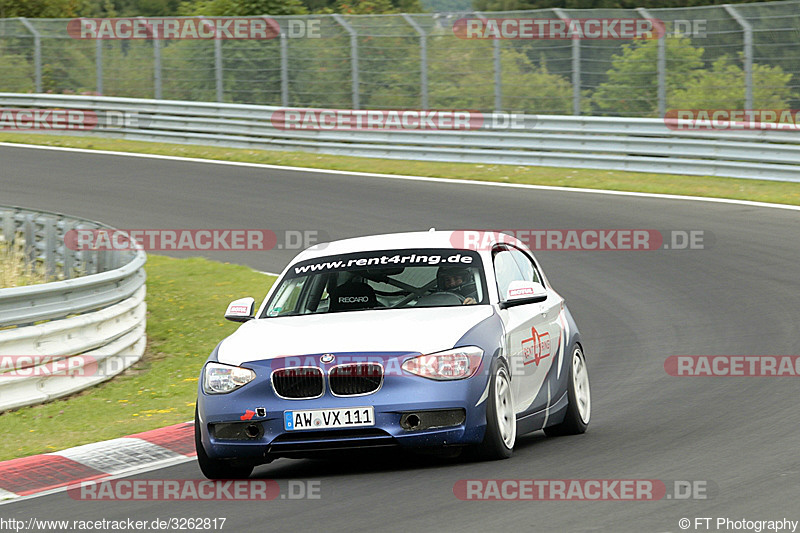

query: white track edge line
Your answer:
[2,141,799,212]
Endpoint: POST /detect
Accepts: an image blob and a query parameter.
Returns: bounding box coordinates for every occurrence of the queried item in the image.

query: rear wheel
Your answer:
[544,345,590,436]
[473,360,516,460]
[195,408,255,479]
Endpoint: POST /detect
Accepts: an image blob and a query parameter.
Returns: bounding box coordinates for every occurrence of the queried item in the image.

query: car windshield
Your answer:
[262,248,488,317]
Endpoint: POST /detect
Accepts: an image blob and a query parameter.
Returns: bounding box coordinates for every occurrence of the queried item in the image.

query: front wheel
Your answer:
[195,408,255,479]
[473,360,516,460]
[544,345,590,436]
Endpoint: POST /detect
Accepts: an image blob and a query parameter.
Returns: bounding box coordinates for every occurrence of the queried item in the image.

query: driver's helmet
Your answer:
[437,266,471,293]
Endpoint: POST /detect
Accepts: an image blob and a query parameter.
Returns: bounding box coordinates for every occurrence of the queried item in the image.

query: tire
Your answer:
[195,408,255,480]
[544,345,590,437]
[473,360,516,460]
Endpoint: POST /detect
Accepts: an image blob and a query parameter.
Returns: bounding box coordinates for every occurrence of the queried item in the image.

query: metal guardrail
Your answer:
[1,93,800,182]
[0,205,146,411]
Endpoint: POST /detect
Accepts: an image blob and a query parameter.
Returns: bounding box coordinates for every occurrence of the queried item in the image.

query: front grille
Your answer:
[271,367,324,399]
[329,363,383,396]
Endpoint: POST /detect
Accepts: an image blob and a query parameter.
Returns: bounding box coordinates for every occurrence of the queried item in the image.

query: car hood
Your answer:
[217,306,495,366]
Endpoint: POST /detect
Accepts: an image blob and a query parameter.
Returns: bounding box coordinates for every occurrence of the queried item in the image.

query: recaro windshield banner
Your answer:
[289,249,481,277]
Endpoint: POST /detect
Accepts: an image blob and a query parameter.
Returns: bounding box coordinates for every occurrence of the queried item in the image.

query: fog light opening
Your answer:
[402,413,421,430]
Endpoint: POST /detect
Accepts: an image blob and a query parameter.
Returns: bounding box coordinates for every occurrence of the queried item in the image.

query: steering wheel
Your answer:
[430,290,465,303]
[390,280,438,308]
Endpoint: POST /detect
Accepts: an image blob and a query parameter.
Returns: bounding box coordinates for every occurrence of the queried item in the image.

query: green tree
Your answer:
[669,55,796,109]
[368,34,573,112]
[0,46,34,92]
[473,0,780,12]
[590,36,703,117]
[177,0,308,16]
[0,0,82,18]
[318,0,423,14]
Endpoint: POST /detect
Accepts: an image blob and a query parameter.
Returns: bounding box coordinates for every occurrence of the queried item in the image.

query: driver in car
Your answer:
[437,266,478,305]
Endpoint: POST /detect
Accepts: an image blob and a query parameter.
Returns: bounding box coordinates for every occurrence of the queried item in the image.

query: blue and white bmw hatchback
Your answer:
[195,230,590,478]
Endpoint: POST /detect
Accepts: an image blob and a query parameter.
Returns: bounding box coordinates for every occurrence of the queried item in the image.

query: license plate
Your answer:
[284,407,374,431]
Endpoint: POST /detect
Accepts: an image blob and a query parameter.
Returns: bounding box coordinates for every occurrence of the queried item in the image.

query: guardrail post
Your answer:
[96,39,103,95]
[402,14,428,110]
[553,9,580,116]
[637,8,665,117]
[44,218,56,281]
[332,14,360,110]
[23,214,35,266]
[724,4,754,110]
[63,222,74,280]
[18,18,42,93]
[2,211,13,244]
[96,248,106,274]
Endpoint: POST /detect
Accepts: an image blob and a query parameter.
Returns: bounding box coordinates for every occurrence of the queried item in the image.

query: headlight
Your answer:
[402,346,484,380]
[203,362,256,394]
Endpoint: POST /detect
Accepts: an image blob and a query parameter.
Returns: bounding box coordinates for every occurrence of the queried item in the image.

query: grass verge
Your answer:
[0,255,274,461]
[0,240,48,288]
[1,132,799,206]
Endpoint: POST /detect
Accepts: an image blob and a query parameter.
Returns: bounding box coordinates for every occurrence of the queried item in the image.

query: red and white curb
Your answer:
[0,422,195,503]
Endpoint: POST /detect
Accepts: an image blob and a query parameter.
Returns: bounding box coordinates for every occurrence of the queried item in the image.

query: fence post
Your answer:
[280,31,289,106]
[215,36,223,102]
[332,14,360,110]
[199,17,223,102]
[18,18,42,93]
[263,17,289,107]
[475,13,502,112]
[96,39,103,95]
[724,4,754,110]
[553,9,580,116]
[142,16,163,99]
[637,8,665,116]
[402,14,428,110]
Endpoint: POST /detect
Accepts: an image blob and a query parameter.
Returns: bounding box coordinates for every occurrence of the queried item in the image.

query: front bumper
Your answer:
[197,352,491,460]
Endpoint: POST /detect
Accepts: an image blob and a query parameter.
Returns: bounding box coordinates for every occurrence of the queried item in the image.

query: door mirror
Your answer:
[500,281,547,309]
[224,297,256,322]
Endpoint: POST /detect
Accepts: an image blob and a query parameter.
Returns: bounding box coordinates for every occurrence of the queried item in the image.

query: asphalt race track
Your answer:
[2,143,800,532]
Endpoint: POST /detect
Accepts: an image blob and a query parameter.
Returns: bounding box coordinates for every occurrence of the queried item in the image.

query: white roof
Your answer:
[293,230,526,262]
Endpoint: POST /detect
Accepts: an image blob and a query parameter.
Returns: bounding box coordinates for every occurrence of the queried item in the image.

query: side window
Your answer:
[493,249,525,299]
[509,247,540,284]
